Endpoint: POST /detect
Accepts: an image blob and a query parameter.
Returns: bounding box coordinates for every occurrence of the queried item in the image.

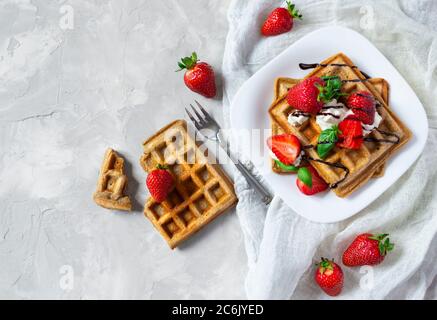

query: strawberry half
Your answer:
[287,77,326,114]
[315,258,344,297]
[347,91,376,125]
[261,1,302,37]
[267,134,301,165]
[337,118,363,149]
[296,166,328,196]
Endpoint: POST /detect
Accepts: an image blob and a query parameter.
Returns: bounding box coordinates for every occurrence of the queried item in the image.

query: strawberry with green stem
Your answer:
[177,52,216,98]
[261,1,302,36]
[287,76,346,114]
[315,257,344,296]
[342,233,395,266]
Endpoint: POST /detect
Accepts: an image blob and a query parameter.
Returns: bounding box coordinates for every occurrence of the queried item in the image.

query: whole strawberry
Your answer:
[146,164,174,203]
[342,233,394,267]
[177,52,216,98]
[347,91,376,125]
[261,1,302,36]
[287,77,325,114]
[315,258,344,296]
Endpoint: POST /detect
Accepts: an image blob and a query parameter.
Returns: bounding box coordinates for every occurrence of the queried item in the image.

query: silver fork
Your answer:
[185,100,272,205]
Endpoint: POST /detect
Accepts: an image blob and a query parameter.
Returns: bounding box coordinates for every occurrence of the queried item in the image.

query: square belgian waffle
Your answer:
[140,120,237,249]
[93,148,132,211]
[271,77,390,178]
[269,53,412,198]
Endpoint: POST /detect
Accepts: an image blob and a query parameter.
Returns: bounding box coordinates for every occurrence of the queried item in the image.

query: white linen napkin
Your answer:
[222,0,437,299]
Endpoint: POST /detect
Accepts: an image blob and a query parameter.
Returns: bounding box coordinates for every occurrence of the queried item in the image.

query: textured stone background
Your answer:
[0,0,248,299]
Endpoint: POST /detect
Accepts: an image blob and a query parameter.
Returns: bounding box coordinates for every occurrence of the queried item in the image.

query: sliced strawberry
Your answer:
[286,77,325,114]
[267,134,301,165]
[337,118,363,150]
[347,91,376,125]
[296,166,328,196]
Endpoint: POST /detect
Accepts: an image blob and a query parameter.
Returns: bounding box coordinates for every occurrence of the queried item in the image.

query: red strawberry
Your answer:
[267,134,301,165]
[315,258,344,296]
[337,118,363,149]
[296,166,328,196]
[287,77,325,114]
[146,165,174,203]
[261,1,302,36]
[177,52,216,98]
[347,91,376,125]
[343,233,394,267]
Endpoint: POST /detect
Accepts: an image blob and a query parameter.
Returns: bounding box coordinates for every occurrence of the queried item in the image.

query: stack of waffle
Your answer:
[269,53,411,197]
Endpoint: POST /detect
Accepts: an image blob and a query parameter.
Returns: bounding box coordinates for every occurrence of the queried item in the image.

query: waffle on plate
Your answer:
[271,77,390,178]
[140,120,237,249]
[269,53,411,198]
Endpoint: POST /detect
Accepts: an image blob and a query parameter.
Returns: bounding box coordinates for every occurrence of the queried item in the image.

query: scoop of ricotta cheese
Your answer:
[316,99,353,131]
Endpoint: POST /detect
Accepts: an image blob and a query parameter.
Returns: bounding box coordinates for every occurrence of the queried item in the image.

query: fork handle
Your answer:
[233,159,273,205]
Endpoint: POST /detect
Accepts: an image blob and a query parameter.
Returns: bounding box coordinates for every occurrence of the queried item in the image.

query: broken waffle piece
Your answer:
[93,148,132,211]
[140,120,237,249]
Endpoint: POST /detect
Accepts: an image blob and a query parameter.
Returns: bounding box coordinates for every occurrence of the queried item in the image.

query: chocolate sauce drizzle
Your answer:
[298,62,371,80]
[291,106,344,119]
[291,111,310,117]
[289,60,400,188]
[301,145,349,189]
[364,129,400,144]
[342,78,370,83]
[321,105,345,110]
[318,112,341,119]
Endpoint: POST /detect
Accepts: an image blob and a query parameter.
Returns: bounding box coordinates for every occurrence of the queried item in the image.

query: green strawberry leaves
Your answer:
[368,233,395,256]
[297,167,312,187]
[275,160,299,172]
[318,257,334,274]
[286,1,302,19]
[317,125,341,159]
[176,52,198,71]
[316,76,347,103]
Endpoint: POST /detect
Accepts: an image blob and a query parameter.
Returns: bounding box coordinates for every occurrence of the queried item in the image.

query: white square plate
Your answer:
[230,26,428,223]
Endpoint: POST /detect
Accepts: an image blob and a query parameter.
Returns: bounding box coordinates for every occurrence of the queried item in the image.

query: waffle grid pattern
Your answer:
[93,148,132,211]
[269,53,411,197]
[140,120,237,249]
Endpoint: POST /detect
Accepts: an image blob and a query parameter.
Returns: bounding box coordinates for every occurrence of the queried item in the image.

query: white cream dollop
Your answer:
[362,111,382,136]
[287,112,309,127]
[269,150,303,167]
[316,99,353,131]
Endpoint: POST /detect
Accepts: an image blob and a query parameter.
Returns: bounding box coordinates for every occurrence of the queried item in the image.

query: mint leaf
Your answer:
[317,125,340,159]
[318,76,347,103]
[275,160,299,172]
[298,167,312,187]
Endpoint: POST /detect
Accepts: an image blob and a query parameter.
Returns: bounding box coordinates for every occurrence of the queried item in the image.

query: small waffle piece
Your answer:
[269,53,411,197]
[140,120,237,249]
[93,148,132,211]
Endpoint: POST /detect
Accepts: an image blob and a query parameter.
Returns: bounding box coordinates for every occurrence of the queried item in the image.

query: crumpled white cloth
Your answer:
[222,0,437,299]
